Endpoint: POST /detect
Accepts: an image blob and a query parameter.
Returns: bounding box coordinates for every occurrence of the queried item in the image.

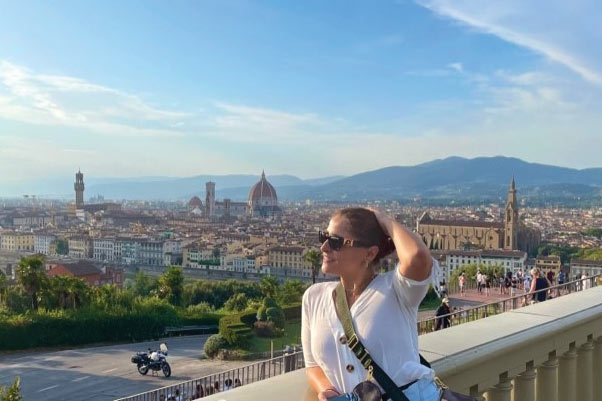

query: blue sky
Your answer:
[0,0,601,185]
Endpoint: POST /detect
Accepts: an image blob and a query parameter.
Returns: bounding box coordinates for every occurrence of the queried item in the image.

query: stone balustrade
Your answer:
[200,286,602,401]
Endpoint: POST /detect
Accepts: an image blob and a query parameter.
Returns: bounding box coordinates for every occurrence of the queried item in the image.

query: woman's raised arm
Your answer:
[369,208,432,282]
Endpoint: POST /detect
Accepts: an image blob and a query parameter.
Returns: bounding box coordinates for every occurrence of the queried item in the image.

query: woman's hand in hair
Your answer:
[365,207,394,235]
[367,207,432,281]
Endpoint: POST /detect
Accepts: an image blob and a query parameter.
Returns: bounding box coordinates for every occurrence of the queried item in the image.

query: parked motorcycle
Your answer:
[131,343,171,377]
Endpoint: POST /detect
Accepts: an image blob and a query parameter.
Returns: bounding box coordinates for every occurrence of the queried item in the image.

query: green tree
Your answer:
[260,275,279,298]
[4,287,30,314]
[54,239,69,255]
[223,293,249,312]
[133,270,153,297]
[0,377,22,401]
[581,228,602,239]
[16,256,47,310]
[303,250,321,284]
[56,276,89,309]
[277,279,306,305]
[158,266,184,306]
[576,247,602,261]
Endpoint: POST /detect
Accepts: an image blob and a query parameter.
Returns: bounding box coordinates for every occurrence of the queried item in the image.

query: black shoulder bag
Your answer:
[333,283,476,401]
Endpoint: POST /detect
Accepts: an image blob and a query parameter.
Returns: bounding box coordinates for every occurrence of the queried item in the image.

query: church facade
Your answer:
[417,178,540,253]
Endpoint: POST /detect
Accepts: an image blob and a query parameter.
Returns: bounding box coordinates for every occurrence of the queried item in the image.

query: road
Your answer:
[0,335,250,401]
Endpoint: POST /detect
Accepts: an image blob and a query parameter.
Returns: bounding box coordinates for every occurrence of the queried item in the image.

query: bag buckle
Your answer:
[434,376,449,389]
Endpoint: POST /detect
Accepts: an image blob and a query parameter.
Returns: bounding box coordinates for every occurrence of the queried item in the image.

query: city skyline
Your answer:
[1,0,601,184]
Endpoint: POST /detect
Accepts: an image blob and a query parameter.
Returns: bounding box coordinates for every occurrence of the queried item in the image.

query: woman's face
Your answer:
[320,215,374,277]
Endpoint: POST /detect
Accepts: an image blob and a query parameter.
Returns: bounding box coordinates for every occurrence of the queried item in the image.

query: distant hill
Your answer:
[286,156,602,202]
[2,156,601,204]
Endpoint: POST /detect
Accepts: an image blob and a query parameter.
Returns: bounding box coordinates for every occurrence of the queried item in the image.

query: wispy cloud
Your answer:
[448,62,463,72]
[0,60,189,137]
[416,0,602,85]
[207,102,327,143]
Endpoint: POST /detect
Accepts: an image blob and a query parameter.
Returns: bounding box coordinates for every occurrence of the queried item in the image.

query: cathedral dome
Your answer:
[188,196,202,208]
[248,171,278,205]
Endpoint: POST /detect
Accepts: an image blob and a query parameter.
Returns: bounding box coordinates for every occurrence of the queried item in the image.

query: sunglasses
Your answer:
[319,231,368,251]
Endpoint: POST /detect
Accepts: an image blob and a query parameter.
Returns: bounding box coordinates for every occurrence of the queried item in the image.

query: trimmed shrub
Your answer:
[218,310,255,347]
[266,307,285,329]
[263,297,278,308]
[203,334,226,358]
[256,306,268,321]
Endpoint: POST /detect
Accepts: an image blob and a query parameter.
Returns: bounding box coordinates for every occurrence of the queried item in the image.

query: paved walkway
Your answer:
[419,287,526,320]
[448,287,523,303]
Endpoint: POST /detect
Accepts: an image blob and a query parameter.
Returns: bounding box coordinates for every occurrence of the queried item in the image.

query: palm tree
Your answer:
[50,276,70,309]
[304,250,322,284]
[16,256,47,310]
[65,277,88,309]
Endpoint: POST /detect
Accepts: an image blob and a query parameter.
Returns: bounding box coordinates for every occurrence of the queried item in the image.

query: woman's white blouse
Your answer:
[301,257,441,394]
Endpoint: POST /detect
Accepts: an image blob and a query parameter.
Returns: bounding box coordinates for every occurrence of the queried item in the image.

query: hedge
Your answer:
[0,303,220,350]
[218,310,256,346]
[176,310,222,326]
[282,303,301,320]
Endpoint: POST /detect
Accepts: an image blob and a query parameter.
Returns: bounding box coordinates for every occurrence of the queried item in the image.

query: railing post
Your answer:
[558,343,578,401]
[536,351,558,401]
[577,337,594,401]
[513,361,536,401]
[594,336,602,401]
[469,385,486,401]
[486,372,512,401]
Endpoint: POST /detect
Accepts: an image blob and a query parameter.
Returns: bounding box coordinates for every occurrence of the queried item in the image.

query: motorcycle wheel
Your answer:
[137,364,149,375]
[162,362,171,378]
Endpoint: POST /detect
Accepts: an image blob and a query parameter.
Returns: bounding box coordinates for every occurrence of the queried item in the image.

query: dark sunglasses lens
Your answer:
[328,236,344,250]
[318,231,326,243]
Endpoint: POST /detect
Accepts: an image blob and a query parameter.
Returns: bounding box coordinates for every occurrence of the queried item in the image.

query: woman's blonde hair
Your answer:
[530,267,540,277]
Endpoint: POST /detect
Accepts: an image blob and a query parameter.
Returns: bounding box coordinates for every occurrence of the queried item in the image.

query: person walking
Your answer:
[459,272,466,297]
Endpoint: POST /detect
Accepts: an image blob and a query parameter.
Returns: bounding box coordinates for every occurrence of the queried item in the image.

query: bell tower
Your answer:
[205,181,216,218]
[74,169,85,209]
[504,177,518,250]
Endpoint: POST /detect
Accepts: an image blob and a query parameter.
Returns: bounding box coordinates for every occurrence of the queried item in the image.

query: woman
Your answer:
[529,268,550,303]
[302,208,441,401]
[435,297,451,331]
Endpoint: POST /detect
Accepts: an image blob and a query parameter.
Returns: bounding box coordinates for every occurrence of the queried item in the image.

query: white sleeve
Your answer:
[301,287,318,367]
[393,256,442,310]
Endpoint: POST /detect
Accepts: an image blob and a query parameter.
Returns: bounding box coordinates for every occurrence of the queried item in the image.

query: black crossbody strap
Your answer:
[334,283,411,401]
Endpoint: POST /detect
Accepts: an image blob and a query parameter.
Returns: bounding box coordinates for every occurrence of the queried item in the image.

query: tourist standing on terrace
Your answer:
[302,208,442,401]
[530,268,550,303]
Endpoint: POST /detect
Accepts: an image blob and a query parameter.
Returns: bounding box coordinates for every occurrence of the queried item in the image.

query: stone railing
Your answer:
[199,286,602,401]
